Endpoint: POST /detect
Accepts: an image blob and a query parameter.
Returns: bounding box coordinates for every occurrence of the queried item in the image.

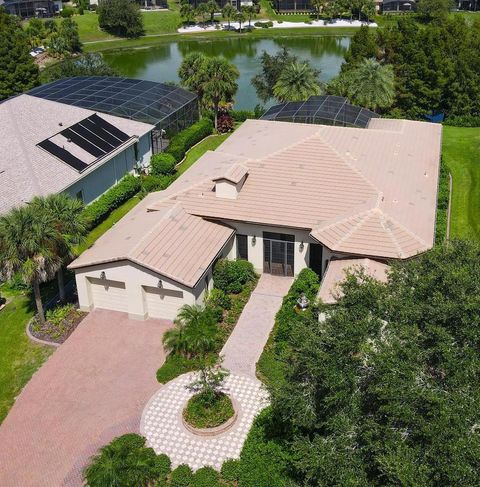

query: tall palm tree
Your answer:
[273,61,322,102]
[29,194,86,302]
[178,51,208,106]
[311,0,327,20]
[242,5,256,27]
[222,3,236,29]
[344,58,395,111]
[0,205,62,323]
[195,2,209,26]
[235,9,246,33]
[206,0,218,23]
[202,57,239,129]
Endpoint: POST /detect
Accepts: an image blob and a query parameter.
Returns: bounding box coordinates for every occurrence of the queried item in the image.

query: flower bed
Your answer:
[30,304,86,344]
[183,391,234,429]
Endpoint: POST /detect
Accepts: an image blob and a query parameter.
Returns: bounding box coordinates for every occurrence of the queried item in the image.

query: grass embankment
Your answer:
[442,126,480,241]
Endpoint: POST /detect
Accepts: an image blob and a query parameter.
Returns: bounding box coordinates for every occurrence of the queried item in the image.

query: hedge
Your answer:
[213,259,256,294]
[443,115,480,127]
[151,153,177,176]
[435,157,450,243]
[166,118,214,162]
[192,466,221,487]
[170,464,193,487]
[141,174,175,193]
[82,174,141,230]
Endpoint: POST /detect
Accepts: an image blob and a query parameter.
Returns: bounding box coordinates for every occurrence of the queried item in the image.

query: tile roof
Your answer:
[318,258,390,304]
[0,94,154,214]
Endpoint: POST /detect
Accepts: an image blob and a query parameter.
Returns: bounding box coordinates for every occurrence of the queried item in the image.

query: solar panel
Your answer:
[37,139,88,171]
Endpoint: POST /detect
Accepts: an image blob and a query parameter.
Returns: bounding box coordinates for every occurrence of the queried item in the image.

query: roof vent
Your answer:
[213,164,249,200]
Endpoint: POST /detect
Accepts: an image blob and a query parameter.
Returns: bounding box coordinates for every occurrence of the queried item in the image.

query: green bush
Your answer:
[435,157,450,243]
[150,152,177,176]
[156,453,171,478]
[192,466,220,487]
[213,259,256,294]
[45,303,75,327]
[230,110,255,122]
[221,459,240,482]
[170,464,193,487]
[167,118,213,162]
[156,354,200,383]
[82,174,141,229]
[141,174,175,193]
[60,6,74,17]
[254,21,273,28]
[443,115,480,127]
[207,288,232,310]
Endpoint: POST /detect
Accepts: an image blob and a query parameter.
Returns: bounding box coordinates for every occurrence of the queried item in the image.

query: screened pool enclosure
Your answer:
[261,96,379,128]
[28,77,199,153]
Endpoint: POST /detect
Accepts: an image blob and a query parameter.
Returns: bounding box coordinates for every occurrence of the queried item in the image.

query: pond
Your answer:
[103,35,350,110]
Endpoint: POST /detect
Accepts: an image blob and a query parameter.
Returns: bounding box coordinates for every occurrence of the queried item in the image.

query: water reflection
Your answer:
[103,36,350,109]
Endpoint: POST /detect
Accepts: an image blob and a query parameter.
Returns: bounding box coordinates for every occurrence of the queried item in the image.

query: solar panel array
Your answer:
[261,96,379,128]
[37,114,130,172]
[28,77,197,127]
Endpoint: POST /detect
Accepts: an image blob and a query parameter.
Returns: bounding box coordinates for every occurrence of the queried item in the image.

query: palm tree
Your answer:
[29,194,86,302]
[0,205,62,324]
[195,2,209,26]
[222,3,236,29]
[241,5,256,27]
[180,1,195,25]
[84,434,161,487]
[235,9,246,33]
[206,0,218,23]
[344,58,395,111]
[311,0,327,20]
[273,61,322,102]
[178,52,208,106]
[202,57,239,129]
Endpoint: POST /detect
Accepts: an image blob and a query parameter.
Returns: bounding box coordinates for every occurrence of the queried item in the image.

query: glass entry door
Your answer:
[263,232,294,276]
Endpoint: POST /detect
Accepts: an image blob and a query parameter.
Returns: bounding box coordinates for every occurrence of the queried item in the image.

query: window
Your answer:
[237,234,248,260]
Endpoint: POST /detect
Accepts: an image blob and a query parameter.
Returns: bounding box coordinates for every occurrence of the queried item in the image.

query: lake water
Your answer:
[103,36,350,110]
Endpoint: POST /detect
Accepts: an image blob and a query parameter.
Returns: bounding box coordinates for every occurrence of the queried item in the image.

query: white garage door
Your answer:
[89,278,128,313]
[144,286,184,320]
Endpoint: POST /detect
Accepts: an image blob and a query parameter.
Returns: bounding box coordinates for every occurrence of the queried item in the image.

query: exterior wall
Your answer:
[75,260,198,320]
[222,221,320,276]
[64,133,151,205]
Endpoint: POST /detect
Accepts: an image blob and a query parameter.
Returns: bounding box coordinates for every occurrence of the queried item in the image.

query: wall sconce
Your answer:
[100,271,106,280]
[299,241,304,252]
[252,235,256,246]
[157,279,163,288]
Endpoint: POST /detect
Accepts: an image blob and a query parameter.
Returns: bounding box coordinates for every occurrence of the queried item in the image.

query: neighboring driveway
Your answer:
[0,309,172,487]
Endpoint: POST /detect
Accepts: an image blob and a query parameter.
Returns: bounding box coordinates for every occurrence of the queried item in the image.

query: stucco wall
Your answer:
[64,133,151,205]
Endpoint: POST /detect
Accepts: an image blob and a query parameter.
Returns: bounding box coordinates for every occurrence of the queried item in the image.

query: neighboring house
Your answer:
[381,0,416,12]
[0,94,154,213]
[1,0,62,17]
[28,77,199,154]
[69,117,442,319]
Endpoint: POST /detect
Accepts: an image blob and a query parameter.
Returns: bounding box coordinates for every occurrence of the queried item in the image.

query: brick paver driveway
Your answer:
[0,309,172,487]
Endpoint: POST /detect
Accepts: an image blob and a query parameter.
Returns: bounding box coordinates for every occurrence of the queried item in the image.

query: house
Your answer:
[1,0,62,17]
[69,117,442,319]
[0,94,153,213]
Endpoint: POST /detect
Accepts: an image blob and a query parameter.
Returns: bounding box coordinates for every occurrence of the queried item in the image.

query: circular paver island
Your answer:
[140,372,269,471]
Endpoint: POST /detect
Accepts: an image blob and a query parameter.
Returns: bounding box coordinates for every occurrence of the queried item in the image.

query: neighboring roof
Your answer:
[0,94,153,214]
[318,258,390,304]
[28,76,197,127]
[69,198,234,288]
[261,95,380,128]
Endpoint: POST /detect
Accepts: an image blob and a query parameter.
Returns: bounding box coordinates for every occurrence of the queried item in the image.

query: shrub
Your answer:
[220,458,241,481]
[443,115,480,127]
[156,354,200,383]
[45,303,75,327]
[213,259,256,294]
[230,109,256,121]
[141,174,175,193]
[167,118,213,162]
[207,288,231,310]
[150,152,177,176]
[192,466,221,487]
[435,157,449,243]
[217,114,234,133]
[60,6,74,17]
[254,20,273,28]
[170,464,194,487]
[82,174,141,229]
[156,453,171,478]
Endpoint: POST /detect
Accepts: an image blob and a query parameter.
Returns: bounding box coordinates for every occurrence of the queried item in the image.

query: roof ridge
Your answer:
[334,209,377,247]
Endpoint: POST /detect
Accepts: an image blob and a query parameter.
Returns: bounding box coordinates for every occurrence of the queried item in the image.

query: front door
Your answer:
[309,243,323,276]
[263,232,294,276]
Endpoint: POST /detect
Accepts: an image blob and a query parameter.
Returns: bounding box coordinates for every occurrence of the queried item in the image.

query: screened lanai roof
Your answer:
[28,76,197,126]
[261,95,379,128]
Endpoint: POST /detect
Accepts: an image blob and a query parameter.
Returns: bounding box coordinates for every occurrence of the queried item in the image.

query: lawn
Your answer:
[442,125,480,241]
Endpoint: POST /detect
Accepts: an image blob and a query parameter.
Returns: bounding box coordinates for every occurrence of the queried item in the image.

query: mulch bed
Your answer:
[30,307,87,344]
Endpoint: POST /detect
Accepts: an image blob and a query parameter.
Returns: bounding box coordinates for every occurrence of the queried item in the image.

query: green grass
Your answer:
[442,126,480,241]
[183,392,234,429]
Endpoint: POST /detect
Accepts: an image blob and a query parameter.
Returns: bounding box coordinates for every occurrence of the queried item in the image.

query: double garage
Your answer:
[75,261,205,321]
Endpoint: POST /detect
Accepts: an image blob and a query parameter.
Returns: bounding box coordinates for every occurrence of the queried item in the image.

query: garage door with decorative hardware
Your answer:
[89,277,128,312]
[143,285,184,320]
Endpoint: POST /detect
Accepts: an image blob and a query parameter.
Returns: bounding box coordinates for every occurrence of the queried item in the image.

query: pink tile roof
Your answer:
[318,258,390,304]
[212,163,249,184]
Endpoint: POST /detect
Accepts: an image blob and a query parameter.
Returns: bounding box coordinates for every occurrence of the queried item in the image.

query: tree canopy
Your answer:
[98,0,145,38]
[273,61,322,103]
[0,7,39,101]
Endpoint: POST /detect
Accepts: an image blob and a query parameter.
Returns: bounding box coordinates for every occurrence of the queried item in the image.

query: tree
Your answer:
[251,47,298,103]
[0,205,62,324]
[202,57,239,128]
[241,5,256,27]
[342,24,378,70]
[47,17,82,56]
[178,51,208,105]
[0,8,39,101]
[222,3,236,29]
[25,18,45,49]
[338,58,395,111]
[180,0,195,25]
[195,2,210,25]
[311,0,328,20]
[40,53,118,84]
[97,0,145,38]
[29,194,86,302]
[206,0,219,23]
[273,61,322,102]
[83,434,163,487]
[417,0,453,22]
[235,9,246,32]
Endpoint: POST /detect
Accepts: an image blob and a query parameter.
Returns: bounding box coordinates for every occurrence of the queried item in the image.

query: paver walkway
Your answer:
[0,310,172,487]
[142,274,293,470]
[221,274,293,377]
